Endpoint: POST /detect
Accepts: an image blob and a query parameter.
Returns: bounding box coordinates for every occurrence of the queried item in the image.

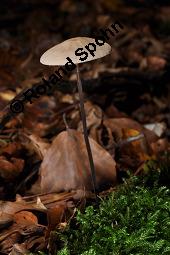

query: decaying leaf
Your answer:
[144,122,166,137]
[20,133,50,160]
[9,243,29,255]
[46,205,67,237]
[0,142,23,156]
[0,191,79,254]
[0,156,24,179]
[78,101,103,131]
[0,212,13,230]
[0,226,21,254]
[151,138,170,155]
[40,129,116,193]
[103,118,158,144]
[89,117,158,159]
[121,128,153,163]
[14,211,38,226]
[140,56,167,71]
[0,3,170,254]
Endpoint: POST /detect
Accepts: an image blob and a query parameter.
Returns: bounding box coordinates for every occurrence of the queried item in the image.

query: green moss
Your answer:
[57,164,170,255]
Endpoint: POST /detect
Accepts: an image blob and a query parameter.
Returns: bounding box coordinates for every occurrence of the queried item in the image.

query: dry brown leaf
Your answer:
[0,199,46,218]
[103,118,158,144]
[140,56,167,71]
[0,227,21,254]
[0,224,46,253]
[144,122,166,137]
[14,211,38,226]
[0,156,24,179]
[151,138,170,155]
[105,104,126,118]
[40,129,116,193]
[0,142,23,157]
[0,191,77,219]
[89,117,158,156]
[46,205,66,236]
[121,128,153,162]
[0,201,34,216]
[24,235,46,251]
[78,101,103,131]
[20,133,50,160]
[9,243,29,255]
[0,212,13,230]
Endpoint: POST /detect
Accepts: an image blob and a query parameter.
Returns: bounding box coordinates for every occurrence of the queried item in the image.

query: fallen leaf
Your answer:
[0,156,24,179]
[0,225,21,254]
[1,142,23,157]
[151,138,170,155]
[40,129,116,193]
[144,122,166,137]
[9,243,29,255]
[121,128,153,162]
[140,56,167,71]
[104,118,158,144]
[77,101,103,131]
[20,133,50,160]
[46,205,66,237]
[0,212,13,230]
[14,211,38,226]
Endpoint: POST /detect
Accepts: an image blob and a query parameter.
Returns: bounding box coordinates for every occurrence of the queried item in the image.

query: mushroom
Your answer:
[40,37,111,196]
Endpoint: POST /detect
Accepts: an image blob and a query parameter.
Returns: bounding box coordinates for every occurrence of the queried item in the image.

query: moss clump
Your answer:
[57,167,170,255]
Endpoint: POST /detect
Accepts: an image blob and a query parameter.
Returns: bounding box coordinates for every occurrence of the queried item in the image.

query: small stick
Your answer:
[63,113,69,130]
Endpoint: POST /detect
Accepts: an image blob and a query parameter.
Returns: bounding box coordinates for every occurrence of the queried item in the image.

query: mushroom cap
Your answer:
[40,37,111,66]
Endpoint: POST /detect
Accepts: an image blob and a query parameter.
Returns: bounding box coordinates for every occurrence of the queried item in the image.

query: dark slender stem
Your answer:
[76,65,97,197]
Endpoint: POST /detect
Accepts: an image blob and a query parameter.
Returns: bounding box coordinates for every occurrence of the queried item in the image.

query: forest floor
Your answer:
[0,1,170,254]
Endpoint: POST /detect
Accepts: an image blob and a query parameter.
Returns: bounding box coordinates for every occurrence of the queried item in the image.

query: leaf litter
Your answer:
[0,0,170,253]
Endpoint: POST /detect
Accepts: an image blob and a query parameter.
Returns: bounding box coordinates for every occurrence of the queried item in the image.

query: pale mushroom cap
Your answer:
[40,37,111,66]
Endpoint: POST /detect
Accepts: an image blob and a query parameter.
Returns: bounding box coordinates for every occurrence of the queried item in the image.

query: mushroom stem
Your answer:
[76,64,97,196]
